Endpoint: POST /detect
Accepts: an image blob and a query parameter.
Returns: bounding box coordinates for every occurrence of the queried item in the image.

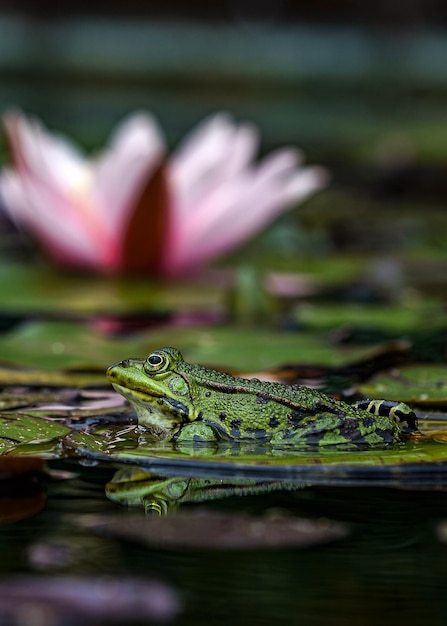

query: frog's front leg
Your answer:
[173,422,220,443]
[353,399,418,433]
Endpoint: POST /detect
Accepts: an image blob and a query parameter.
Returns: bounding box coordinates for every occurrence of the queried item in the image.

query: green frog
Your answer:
[106,467,302,514]
[106,347,417,447]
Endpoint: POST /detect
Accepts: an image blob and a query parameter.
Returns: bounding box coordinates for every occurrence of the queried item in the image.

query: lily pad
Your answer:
[296,301,445,334]
[0,320,365,371]
[359,364,447,407]
[0,414,71,444]
[0,263,220,315]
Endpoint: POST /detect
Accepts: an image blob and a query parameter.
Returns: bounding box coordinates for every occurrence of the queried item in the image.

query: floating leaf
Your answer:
[80,510,347,550]
[0,263,220,315]
[296,301,445,334]
[0,319,369,372]
[0,414,71,453]
[359,364,447,407]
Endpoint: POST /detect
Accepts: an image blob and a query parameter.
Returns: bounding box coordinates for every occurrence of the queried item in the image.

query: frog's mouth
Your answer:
[111,383,182,439]
[111,382,163,401]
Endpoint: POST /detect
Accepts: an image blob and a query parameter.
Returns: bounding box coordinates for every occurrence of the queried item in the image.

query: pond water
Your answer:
[2,458,447,626]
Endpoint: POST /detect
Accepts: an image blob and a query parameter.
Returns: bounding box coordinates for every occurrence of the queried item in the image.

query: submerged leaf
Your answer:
[80,510,347,550]
[0,577,179,622]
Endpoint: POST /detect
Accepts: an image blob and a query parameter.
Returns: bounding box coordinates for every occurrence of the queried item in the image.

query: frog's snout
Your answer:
[107,359,131,375]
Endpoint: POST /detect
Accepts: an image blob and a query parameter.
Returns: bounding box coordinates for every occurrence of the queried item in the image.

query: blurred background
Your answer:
[1,1,447,294]
[2,0,447,168]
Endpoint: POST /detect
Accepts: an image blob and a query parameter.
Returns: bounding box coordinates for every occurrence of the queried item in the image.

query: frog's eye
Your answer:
[144,352,169,374]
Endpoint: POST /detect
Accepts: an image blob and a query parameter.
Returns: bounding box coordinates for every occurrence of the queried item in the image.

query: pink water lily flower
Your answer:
[0,110,327,276]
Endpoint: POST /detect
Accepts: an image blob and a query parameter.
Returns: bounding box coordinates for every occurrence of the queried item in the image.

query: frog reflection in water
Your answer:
[107,347,417,447]
[106,467,300,514]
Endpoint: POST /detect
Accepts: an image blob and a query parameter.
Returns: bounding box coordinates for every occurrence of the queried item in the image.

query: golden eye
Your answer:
[143,352,166,374]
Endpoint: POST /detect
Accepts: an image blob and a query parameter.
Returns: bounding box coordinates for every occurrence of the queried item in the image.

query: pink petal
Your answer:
[0,169,118,270]
[93,112,166,231]
[164,149,327,274]
[170,113,259,219]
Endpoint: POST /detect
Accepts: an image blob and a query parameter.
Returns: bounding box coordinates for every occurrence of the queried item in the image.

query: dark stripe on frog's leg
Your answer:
[287,402,344,428]
[354,399,418,432]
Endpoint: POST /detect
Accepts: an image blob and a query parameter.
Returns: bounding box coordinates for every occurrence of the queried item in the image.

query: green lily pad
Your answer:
[359,364,447,406]
[0,320,366,371]
[0,263,220,315]
[0,366,104,388]
[0,414,71,454]
[296,301,445,334]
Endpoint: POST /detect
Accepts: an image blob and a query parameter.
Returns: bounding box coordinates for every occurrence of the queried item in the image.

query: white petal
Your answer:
[0,169,33,224]
[3,110,90,194]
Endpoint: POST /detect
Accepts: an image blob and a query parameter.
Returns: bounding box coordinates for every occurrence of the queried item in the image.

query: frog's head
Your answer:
[106,347,194,437]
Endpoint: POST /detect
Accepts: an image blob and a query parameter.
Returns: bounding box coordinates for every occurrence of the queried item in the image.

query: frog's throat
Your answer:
[111,383,183,437]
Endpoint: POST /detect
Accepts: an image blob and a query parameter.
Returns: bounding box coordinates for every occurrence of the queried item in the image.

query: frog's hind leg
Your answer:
[354,399,418,433]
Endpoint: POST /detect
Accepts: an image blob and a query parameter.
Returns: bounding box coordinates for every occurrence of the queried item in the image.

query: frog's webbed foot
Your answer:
[174,422,220,443]
[172,423,220,457]
[354,400,418,433]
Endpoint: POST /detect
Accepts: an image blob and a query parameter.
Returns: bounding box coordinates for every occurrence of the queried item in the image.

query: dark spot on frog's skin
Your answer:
[230,418,242,428]
[269,416,280,428]
[205,391,211,398]
[302,431,328,444]
[345,429,367,445]
[338,418,359,436]
[163,398,189,420]
[256,394,269,405]
[375,428,396,443]
[287,411,307,427]
[245,427,267,439]
[363,416,375,428]
[219,412,227,421]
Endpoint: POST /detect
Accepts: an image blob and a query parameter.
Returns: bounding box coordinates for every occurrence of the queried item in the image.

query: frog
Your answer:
[106,347,418,447]
[106,467,302,514]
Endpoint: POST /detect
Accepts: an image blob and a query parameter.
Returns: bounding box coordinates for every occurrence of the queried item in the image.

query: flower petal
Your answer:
[93,112,166,231]
[170,113,259,219]
[164,148,327,274]
[0,169,118,270]
[121,161,171,274]
[3,110,90,194]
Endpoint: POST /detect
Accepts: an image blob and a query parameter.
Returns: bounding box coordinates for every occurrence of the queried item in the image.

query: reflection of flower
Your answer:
[0,110,327,276]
